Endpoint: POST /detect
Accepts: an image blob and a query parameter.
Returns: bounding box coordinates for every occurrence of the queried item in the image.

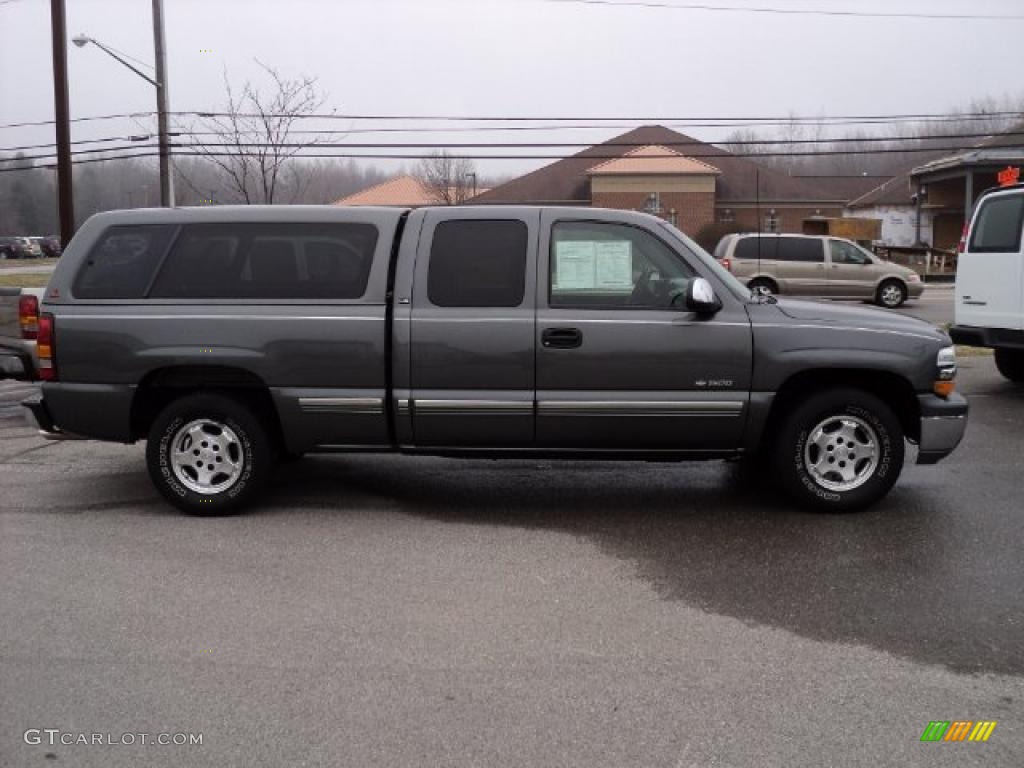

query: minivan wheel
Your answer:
[994,348,1024,382]
[146,393,273,515]
[748,278,778,296]
[773,388,904,512]
[876,280,906,308]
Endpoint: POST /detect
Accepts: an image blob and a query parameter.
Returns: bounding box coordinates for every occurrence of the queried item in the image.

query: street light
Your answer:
[72,1,174,207]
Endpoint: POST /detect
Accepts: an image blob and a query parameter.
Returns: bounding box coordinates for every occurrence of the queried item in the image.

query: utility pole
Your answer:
[50,0,75,247]
[152,0,174,206]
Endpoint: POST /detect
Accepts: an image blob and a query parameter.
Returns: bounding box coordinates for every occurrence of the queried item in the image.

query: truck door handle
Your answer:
[542,327,583,349]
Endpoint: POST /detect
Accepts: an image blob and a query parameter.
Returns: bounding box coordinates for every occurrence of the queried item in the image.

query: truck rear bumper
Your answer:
[21,393,84,440]
[916,392,968,465]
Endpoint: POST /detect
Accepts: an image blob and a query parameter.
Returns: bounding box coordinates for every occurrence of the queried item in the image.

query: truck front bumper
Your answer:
[916,392,968,465]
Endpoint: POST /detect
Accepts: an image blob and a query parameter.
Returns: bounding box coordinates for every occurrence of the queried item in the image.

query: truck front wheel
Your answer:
[773,388,904,512]
[146,393,273,515]
[994,348,1024,382]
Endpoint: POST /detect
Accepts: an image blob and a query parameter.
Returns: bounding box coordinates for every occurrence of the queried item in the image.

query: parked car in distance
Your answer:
[24,205,966,516]
[30,236,62,258]
[0,286,44,380]
[714,233,924,307]
[0,237,36,259]
[950,182,1024,382]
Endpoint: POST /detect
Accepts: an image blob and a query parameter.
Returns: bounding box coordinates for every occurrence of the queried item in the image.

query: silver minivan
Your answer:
[714,233,924,307]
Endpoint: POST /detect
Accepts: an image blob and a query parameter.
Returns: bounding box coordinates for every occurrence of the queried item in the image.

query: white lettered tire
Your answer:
[146,393,272,515]
[773,388,905,511]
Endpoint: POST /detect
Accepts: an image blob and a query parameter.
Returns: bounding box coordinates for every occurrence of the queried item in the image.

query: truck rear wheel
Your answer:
[994,348,1024,382]
[146,393,273,515]
[773,388,904,512]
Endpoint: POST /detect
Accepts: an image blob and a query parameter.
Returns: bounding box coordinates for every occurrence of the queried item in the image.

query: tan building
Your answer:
[473,125,884,243]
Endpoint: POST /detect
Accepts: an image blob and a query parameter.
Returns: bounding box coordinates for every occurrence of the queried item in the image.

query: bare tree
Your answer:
[184,61,336,204]
[416,150,477,205]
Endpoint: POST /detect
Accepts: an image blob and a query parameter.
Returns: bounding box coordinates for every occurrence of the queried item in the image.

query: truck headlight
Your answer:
[934,345,957,397]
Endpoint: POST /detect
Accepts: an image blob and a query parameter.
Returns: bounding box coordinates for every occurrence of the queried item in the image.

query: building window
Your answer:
[643,192,662,215]
[764,210,781,233]
[717,208,734,224]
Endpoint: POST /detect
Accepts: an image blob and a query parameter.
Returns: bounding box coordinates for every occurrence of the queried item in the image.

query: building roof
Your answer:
[586,145,722,176]
[911,122,1024,177]
[846,173,916,208]
[473,125,866,206]
[334,175,435,206]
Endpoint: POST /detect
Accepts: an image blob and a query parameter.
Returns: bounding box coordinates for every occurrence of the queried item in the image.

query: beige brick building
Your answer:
[473,125,885,244]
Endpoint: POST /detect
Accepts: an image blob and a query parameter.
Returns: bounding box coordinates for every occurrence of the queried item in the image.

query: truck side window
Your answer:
[969,195,1024,253]
[149,223,378,299]
[73,225,176,299]
[427,220,528,307]
[550,221,694,309]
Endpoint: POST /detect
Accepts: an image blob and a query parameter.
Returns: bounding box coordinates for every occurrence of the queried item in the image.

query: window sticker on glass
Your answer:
[594,241,633,290]
[554,241,597,290]
[554,240,633,292]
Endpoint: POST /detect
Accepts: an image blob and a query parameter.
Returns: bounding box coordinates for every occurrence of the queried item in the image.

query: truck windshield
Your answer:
[657,221,753,302]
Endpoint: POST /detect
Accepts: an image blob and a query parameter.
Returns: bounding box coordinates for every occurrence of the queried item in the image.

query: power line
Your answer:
[0,112,157,130]
[5,141,1020,171]
[4,109,1024,131]
[6,128,1020,155]
[174,109,1024,123]
[544,0,1024,21]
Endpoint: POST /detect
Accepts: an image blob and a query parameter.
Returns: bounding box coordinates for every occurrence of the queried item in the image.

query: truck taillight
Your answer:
[721,258,732,272]
[18,294,39,339]
[958,222,969,254]
[37,312,56,381]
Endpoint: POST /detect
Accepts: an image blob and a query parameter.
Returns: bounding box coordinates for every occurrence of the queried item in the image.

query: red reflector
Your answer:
[18,294,39,340]
[37,313,56,381]
[722,258,732,272]
[958,222,969,254]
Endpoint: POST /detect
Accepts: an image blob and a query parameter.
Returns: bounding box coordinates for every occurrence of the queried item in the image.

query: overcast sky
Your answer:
[2,0,1023,178]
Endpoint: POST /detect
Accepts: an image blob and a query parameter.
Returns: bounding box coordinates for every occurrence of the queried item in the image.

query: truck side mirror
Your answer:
[685,277,722,315]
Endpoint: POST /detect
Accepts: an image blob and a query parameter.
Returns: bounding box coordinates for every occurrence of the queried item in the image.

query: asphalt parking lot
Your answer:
[2,319,1021,767]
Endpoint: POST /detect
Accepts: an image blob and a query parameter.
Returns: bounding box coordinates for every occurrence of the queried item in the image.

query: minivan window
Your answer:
[73,225,176,299]
[734,236,778,261]
[829,240,871,265]
[427,219,528,307]
[777,237,824,263]
[149,223,378,299]
[969,195,1024,253]
[550,221,695,309]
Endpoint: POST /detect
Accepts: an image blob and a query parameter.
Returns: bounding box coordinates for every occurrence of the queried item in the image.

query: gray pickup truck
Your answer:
[23,205,967,515]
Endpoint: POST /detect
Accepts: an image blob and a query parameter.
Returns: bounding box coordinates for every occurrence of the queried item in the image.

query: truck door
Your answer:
[535,211,752,450]
[407,209,539,447]
[958,191,1024,331]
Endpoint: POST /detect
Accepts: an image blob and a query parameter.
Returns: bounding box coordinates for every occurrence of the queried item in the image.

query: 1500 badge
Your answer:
[695,379,734,388]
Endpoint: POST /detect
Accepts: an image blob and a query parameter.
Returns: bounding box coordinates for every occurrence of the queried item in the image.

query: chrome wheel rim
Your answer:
[881,284,903,306]
[803,414,879,492]
[169,419,243,495]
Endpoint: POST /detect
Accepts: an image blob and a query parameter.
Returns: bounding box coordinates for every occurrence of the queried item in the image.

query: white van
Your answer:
[950,183,1024,382]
